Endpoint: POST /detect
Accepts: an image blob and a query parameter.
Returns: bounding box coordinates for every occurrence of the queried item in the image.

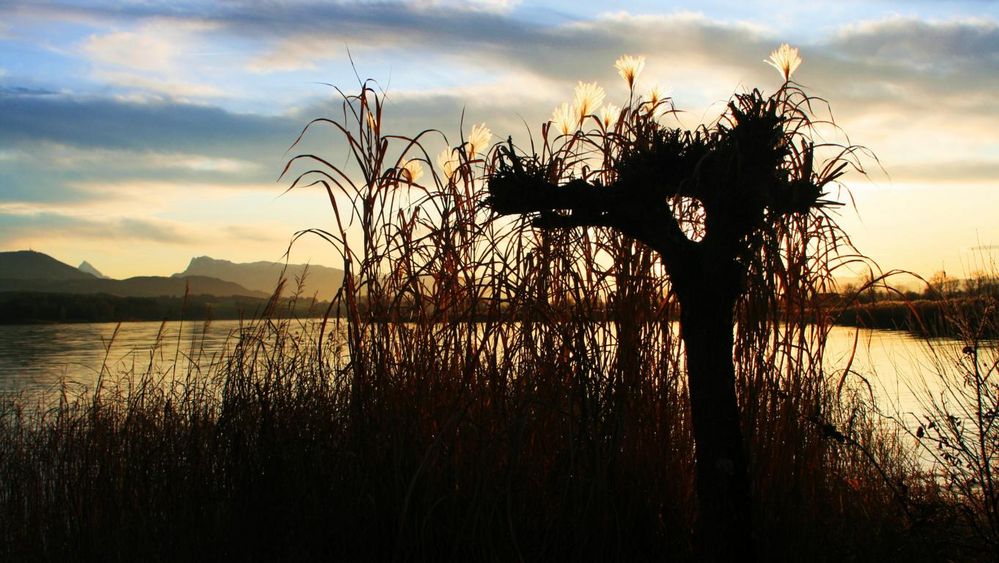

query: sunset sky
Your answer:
[1,1,997,282]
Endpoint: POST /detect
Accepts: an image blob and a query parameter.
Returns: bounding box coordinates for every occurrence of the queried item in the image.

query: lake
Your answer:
[0,319,259,402]
[0,319,970,419]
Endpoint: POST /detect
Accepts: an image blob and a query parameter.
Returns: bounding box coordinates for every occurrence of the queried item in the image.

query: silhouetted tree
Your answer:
[486,51,852,561]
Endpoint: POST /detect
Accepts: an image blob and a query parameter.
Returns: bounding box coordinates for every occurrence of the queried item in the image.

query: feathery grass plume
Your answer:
[615,54,645,89]
[466,123,492,157]
[765,43,802,82]
[437,147,459,179]
[600,103,620,129]
[551,101,576,135]
[573,81,606,122]
[642,83,666,114]
[401,159,424,183]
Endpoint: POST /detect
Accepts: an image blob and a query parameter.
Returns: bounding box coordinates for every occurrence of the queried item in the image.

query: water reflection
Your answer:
[0,320,246,400]
[822,327,967,417]
[0,320,970,416]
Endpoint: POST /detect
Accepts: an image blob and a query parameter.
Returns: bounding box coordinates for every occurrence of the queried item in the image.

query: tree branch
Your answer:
[487,163,696,272]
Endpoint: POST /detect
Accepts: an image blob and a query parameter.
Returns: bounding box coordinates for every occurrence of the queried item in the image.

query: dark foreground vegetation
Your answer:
[1,62,996,561]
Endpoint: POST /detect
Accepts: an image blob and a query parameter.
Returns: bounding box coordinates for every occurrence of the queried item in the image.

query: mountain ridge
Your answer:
[175,256,343,299]
[0,250,96,281]
[0,251,266,298]
[0,250,343,299]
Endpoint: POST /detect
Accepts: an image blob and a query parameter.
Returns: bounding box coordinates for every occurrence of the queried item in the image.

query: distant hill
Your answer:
[78,260,109,279]
[175,256,344,299]
[0,250,96,281]
[0,250,267,298]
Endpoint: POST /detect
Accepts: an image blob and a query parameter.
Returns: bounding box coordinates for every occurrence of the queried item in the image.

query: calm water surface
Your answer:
[0,320,972,416]
[0,320,250,400]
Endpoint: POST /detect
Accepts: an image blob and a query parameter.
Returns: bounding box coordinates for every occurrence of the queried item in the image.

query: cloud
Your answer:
[93,71,225,99]
[886,160,999,183]
[6,1,545,75]
[7,11,995,211]
[0,146,118,204]
[83,27,180,73]
[144,153,262,174]
[0,85,58,96]
[224,224,282,244]
[236,7,762,84]
[0,85,532,206]
[9,145,260,176]
[830,16,999,73]
[78,18,229,100]
[0,209,196,244]
[228,7,999,133]
[15,3,996,115]
[0,137,280,205]
[815,17,999,104]
[6,2,998,84]
[240,3,549,73]
[412,0,522,13]
[0,90,297,155]
[6,8,998,164]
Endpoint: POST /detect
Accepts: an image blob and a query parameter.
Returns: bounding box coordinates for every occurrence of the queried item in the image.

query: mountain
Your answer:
[0,250,96,281]
[175,256,344,299]
[78,260,109,279]
[0,250,267,298]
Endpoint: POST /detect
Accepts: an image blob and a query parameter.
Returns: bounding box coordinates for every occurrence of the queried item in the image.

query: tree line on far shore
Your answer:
[0,292,321,324]
[3,275,997,339]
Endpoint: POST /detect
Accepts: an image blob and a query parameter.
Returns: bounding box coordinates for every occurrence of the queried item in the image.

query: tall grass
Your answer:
[0,79,975,561]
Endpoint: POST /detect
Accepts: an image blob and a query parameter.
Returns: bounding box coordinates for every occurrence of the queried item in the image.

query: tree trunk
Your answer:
[678,282,754,562]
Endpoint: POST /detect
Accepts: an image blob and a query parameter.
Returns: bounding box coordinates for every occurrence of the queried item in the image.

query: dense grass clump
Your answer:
[0,73,987,561]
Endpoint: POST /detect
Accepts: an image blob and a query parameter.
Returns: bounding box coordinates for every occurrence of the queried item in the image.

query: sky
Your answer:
[1,0,998,282]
